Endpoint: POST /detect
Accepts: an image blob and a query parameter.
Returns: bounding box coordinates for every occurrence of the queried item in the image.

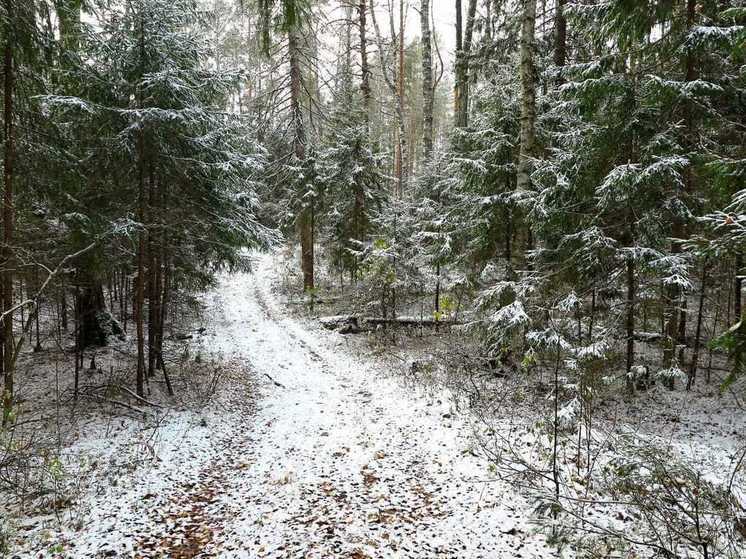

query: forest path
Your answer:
[192,253,548,558]
[62,253,548,558]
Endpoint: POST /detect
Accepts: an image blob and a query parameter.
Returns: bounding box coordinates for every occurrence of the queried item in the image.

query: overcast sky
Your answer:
[321,0,459,70]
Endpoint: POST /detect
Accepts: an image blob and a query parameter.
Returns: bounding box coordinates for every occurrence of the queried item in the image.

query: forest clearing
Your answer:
[2,0,746,557]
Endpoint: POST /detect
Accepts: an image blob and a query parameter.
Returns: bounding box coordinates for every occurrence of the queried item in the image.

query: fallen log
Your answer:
[363,316,462,327]
[632,331,696,346]
[319,315,359,331]
[318,314,461,331]
[286,298,339,305]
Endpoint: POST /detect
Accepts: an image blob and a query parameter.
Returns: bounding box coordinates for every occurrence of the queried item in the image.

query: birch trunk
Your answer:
[420,0,433,158]
[517,0,537,192]
[359,0,372,124]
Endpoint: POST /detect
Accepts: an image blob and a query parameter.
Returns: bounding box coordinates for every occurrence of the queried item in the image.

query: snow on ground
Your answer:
[10,253,554,558]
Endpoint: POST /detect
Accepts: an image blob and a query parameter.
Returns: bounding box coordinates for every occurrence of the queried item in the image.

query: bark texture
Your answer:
[420,0,434,158]
[359,0,371,123]
[454,0,477,128]
[2,0,15,423]
[516,0,537,191]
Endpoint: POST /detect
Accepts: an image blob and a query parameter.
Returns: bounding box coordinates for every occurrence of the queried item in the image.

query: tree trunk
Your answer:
[626,256,635,394]
[154,244,163,370]
[394,0,406,196]
[289,28,314,291]
[61,280,68,330]
[121,269,128,333]
[55,0,83,53]
[516,0,537,191]
[78,279,106,348]
[369,0,407,194]
[159,247,173,396]
[552,344,561,509]
[420,0,434,158]
[147,165,157,380]
[454,0,477,128]
[553,0,566,71]
[135,186,147,395]
[664,0,697,381]
[678,298,688,364]
[2,3,15,424]
[454,0,462,125]
[687,258,708,390]
[662,282,679,389]
[107,275,114,310]
[74,286,80,402]
[418,0,439,298]
[735,253,742,321]
[359,0,371,124]
[588,287,596,342]
[135,8,147,397]
[461,0,477,128]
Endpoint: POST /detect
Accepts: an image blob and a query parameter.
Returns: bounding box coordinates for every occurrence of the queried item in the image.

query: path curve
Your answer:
[204,254,547,558]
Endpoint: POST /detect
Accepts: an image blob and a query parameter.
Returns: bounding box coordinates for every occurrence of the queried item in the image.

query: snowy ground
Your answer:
[9,253,555,558]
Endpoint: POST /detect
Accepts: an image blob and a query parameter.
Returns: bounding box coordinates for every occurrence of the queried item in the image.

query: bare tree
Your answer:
[370,0,407,196]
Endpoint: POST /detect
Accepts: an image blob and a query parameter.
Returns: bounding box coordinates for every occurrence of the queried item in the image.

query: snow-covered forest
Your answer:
[2,0,746,557]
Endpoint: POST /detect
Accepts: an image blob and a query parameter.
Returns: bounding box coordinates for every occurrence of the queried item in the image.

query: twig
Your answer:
[119,385,164,408]
[263,373,286,389]
[80,393,146,414]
